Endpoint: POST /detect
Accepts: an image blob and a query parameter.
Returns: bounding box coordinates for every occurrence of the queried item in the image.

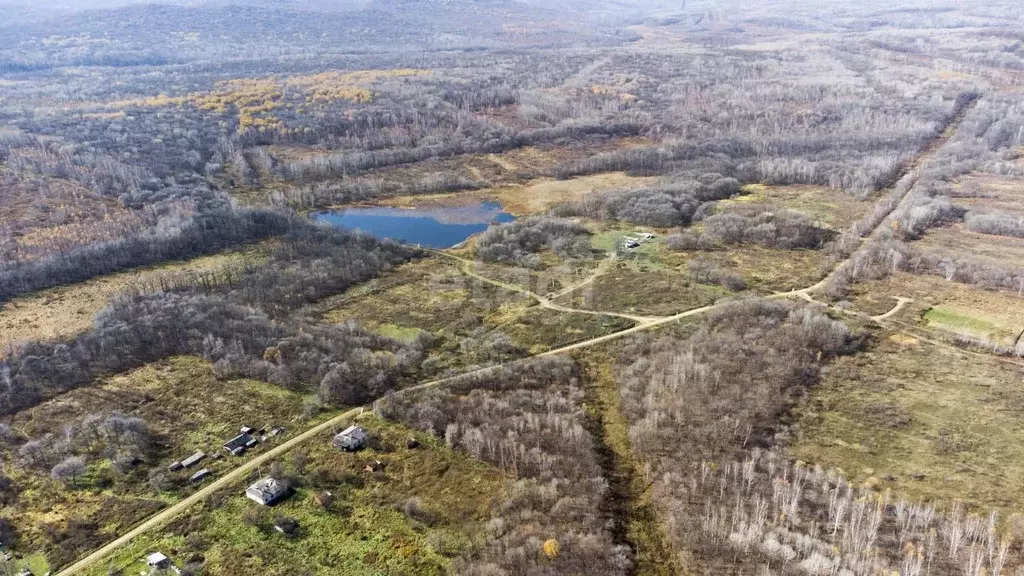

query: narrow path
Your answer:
[432,250,663,324]
[550,252,616,300]
[872,296,913,322]
[59,94,987,576]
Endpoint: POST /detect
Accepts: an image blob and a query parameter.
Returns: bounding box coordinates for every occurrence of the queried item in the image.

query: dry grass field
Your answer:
[0,246,269,355]
[379,172,658,217]
[791,330,1024,511]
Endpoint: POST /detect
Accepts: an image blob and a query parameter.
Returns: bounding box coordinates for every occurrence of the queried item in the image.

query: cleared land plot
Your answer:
[845,272,1024,343]
[557,262,727,317]
[955,172,1024,217]
[83,417,506,576]
[790,330,1024,511]
[375,172,657,217]
[661,244,827,294]
[0,246,268,354]
[322,256,632,369]
[726,184,873,232]
[917,223,1024,268]
[321,257,533,336]
[0,356,314,571]
[656,184,871,294]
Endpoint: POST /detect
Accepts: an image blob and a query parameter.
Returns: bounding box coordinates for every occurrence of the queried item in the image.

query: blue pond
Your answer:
[313,201,516,249]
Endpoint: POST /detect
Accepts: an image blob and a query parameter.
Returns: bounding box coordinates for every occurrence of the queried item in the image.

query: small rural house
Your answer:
[146,552,171,569]
[224,433,257,456]
[246,478,292,506]
[332,426,368,452]
[189,468,212,484]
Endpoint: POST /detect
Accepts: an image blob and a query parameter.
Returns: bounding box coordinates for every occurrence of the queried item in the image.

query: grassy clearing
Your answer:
[379,172,657,217]
[85,416,507,576]
[729,183,872,232]
[0,244,270,354]
[918,223,1024,268]
[322,257,532,336]
[557,262,727,317]
[790,329,1024,511]
[322,255,632,369]
[1,356,315,569]
[954,173,1024,217]
[493,307,634,355]
[924,306,1008,341]
[846,271,1024,338]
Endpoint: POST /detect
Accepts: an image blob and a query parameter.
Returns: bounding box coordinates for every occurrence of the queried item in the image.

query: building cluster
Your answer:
[621,231,656,250]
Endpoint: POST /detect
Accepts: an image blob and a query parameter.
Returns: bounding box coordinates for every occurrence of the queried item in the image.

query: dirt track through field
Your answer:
[56,93,984,576]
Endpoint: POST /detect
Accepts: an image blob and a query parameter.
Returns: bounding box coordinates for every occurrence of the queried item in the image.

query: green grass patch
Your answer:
[924,307,1003,338]
[373,323,425,343]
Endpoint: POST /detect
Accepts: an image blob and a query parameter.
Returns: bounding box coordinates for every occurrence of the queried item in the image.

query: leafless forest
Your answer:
[1,0,1024,574]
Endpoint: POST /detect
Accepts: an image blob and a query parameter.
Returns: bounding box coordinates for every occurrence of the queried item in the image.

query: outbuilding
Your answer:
[224,433,257,456]
[364,459,386,474]
[189,468,212,484]
[146,552,171,569]
[274,516,300,536]
[332,426,368,452]
[181,451,205,468]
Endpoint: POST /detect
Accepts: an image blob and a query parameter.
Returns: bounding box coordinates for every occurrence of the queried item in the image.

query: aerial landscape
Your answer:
[0,0,1023,574]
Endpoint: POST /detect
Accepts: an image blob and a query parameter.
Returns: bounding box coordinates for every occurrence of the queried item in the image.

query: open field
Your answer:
[0,245,269,355]
[917,224,1024,269]
[726,184,874,232]
[790,329,1024,511]
[375,171,658,217]
[0,356,316,571]
[955,172,1024,217]
[846,272,1024,343]
[557,263,727,317]
[322,255,635,371]
[81,416,506,576]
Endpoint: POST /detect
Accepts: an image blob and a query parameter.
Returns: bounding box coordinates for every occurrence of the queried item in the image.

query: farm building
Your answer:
[224,433,257,456]
[246,478,292,506]
[181,451,205,468]
[332,426,368,452]
[189,468,212,483]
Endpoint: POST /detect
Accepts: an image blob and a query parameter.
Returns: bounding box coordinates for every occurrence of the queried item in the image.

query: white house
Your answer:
[246,478,291,506]
[332,426,368,452]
